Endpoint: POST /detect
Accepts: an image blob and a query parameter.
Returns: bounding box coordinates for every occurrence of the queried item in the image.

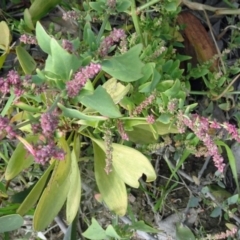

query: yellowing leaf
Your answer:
[93,142,127,216]
[33,138,71,231]
[66,149,81,224]
[92,139,156,188]
[103,78,131,104]
[0,21,11,51]
[17,163,55,215]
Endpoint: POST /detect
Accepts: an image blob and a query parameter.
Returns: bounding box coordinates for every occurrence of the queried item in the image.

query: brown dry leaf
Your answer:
[177,11,218,71]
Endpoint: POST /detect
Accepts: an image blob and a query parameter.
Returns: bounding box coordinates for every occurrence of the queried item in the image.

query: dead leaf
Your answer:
[177,12,218,71]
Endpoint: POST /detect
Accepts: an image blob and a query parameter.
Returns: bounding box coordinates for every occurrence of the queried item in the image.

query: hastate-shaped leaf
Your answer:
[93,142,127,216]
[92,138,156,188]
[80,86,122,118]
[45,37,82,80]
[33,138,71,231]
[101,44,144,82]
[82,218,107,239]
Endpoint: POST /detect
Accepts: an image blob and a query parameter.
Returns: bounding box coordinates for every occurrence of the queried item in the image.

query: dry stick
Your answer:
[203,9,226,75]
[54,215,67,234]
[212,73,240,101]
[217,25,240,41]
[181,0,240,15]
[198,156,211,180]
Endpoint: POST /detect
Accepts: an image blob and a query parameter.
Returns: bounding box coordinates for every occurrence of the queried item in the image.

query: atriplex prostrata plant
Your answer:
[0,0,240,238]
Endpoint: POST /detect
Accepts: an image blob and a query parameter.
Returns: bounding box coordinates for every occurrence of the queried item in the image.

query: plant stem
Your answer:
[131,0,145,47]
[96,14,110,44]
[136,0,159,12]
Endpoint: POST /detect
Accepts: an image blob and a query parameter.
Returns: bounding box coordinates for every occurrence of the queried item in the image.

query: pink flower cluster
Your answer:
[107,0,116,9]
[62,10,79,21]
[133,92,156,115]
[176,113,240,173]
[208,227,237,239]
[40,112,59,137]
[62,39,73,53]
[117,120,129,141]
[19,34,37,45]
[28,111,65,165]
[147,114,155,124]
[66,63,101,98]
[177,113,240,172]
[0,70,25,96]
[0,116,16,139]
[99,28,126,57]
[32,140,65,165]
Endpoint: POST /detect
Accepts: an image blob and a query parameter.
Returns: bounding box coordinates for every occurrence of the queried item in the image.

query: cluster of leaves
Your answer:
[0,0,240,239]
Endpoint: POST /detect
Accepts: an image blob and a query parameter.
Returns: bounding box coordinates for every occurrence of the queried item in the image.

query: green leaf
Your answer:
[101,44,144,82]
[16,46,36,74]
[45,38,82,80]
[29,0,62,22]
[23,8,34,30]
[17,164,54,215]
[126,124,158,144]
[165,1,178,12]
[58,103,107,121]
[0,52,7,70]
[157,113,172,124]
[93,142,127,216]
[227,194,239,205]
[116,0,131,12]
[164,79,181,97]
[66,149,81,224]
[176,223,196,240]
[33,138,71,231]
[92,139,156,188]
[82,218,107,239]
[105,225,122,238]
[89,1,105,13]
[1,92,15,117]
[0,214,23,233]
[36,21,52,54]
[0,181,7,198]
[131,220,159,233]
[154,121,179,134]
[216,140,240,193]
[5,135,37,180]
[80,86,122,118]
[210,207,222,218]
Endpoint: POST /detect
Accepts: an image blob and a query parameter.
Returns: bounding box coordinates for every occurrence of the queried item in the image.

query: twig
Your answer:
[54,216,67,234]
[212,73,240,100]
[181,0,240,15]
[198,156,211,180]
[203,9,226,74]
